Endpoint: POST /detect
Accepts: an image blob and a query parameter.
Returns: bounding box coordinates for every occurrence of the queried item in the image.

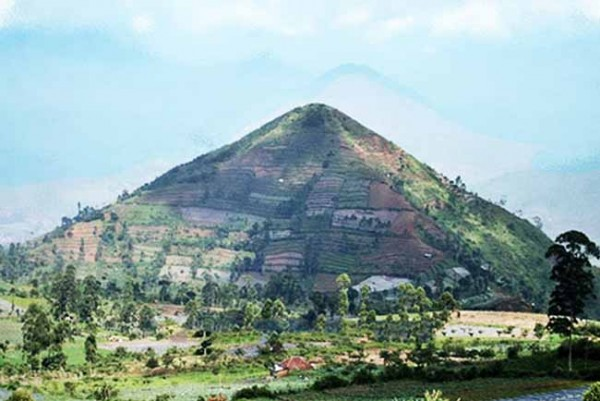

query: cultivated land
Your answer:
[0,301,596,401]
[1,105,599,401]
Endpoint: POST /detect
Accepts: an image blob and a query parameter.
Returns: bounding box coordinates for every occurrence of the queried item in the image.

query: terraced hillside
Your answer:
[27,104,552,308]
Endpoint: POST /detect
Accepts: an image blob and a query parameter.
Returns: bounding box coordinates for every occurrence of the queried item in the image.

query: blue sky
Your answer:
[2,0,600,187]
[1,1,600,243]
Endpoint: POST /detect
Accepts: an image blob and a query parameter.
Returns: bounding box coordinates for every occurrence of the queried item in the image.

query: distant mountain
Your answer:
[478,169,600,243]
[305,64,539,185]
[27,104,553,309]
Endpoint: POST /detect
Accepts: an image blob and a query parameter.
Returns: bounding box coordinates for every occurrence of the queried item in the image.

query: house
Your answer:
[271,356,313,378]
[446,267,472,288]
[447,267,471,280]
[352,275,412,296]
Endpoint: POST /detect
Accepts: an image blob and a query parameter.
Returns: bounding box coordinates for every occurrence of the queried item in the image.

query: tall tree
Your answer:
[242,302,260,329]
[139,305,157,334]
[79,275,102,323]
[51,265,79,319]
[85,334,98,364]
[22,304,53,370]
[546,230,599,372]
[336,273,351,318]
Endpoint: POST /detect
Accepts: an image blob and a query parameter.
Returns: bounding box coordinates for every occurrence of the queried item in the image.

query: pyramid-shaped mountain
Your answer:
[32,104,552,308]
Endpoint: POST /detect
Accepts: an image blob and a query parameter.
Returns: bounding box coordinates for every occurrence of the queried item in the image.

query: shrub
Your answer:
[380,364,413,381]
[232,386,274,400]
[424,390,451,401]
[351,367,378,385]
[584,383,600,401]
[7,389,34,401]
[506,344,521,359]
[92,383,119,401]
[146,357,160,369]
[475,348,493,358]
[558,338,600,361]
[312,374,349,391]
[114,346,128,359]
[579,368,600,381]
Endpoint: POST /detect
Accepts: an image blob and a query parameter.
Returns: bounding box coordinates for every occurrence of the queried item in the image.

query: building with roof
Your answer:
[352,275,412,294]
[271,356,313,378]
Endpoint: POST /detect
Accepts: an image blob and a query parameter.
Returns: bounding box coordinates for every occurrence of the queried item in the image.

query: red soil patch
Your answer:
[368,182,413,210]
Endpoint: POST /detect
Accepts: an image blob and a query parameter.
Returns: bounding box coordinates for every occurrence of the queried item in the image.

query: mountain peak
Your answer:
[34,104,552,311]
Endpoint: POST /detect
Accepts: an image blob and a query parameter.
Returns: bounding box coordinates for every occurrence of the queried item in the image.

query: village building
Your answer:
[352,275,413,300]
[271,356,313,378]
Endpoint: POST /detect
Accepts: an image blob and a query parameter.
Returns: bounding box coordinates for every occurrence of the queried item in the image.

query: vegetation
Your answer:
[0,105,597,401]
[546,231,599,371]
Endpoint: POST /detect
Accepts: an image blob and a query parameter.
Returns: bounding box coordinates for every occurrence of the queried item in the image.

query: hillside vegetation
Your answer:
[16,104,551,309]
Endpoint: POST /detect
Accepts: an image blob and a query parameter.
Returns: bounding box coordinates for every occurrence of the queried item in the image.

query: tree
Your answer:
[22,304,53,369]
[388,284,452,366]
[51,265,79,319]
[158,278,172,303]
[261,299,273,320]
[436,291,459,320]
[139,305,157,334]
[202,280,220,307]
[271,299,286,320]
[546,230,599,372]
[184,299,202,329]
[266,331,284,354]
[79,275,101,323]
[85,334,98,364]
[336,273,351,289]
[584,382,600,401]
[336,274,351,318]
[42,344,67,370]
[358,285,370,328]
[242,302,260,329]
[315,313,326,332]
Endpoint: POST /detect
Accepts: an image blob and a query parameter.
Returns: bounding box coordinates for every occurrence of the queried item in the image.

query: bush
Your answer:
[146,357,160,369]
[114,346,128,359]
[92,383,119,401]
[232,386,274,400]
[506,344,521,359]
[351,367,378,385]
[579,369,600,381]
[424,390,452,401]
[312,374,349,391]
[7,389,34,401]
[380,363,413,382]
[478,348,496,358]
[558,338,600,361]
[584,383,600,401]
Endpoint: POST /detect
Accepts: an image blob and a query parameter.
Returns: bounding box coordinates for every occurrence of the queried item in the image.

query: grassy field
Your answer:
[0,298,595,401]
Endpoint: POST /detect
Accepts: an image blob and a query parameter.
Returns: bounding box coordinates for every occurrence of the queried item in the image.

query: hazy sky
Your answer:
[1,1,600,242]
[3,0,600,184]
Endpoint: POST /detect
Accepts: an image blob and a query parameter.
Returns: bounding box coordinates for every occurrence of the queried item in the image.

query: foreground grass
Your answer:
[282,377,587,401]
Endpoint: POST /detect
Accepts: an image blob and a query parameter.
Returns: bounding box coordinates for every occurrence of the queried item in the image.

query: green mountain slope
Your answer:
[26,104,553,309]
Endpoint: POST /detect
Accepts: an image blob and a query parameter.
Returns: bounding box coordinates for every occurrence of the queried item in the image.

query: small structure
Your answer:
[424,280,438,297]
[446,267,471,281]
[352,275,412,294]
[271,356,313,378]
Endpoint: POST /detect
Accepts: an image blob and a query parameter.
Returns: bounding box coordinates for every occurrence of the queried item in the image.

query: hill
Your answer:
[22,104,552,309]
